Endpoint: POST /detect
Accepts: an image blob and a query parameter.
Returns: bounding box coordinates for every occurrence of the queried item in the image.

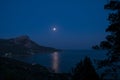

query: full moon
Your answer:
[53,27,57,31]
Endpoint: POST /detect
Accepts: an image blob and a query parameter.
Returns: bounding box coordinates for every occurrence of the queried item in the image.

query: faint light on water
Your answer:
[52,52,59,73]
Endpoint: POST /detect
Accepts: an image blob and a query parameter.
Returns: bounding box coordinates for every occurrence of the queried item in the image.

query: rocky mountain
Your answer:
[0,35,59,55]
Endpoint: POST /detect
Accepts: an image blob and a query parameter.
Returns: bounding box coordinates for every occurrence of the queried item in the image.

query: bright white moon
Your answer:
[53,27,56,31]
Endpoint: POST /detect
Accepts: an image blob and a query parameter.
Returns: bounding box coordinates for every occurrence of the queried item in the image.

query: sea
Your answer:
[12,50,107,73]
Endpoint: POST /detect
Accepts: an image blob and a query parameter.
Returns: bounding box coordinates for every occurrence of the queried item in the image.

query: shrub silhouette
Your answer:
[72,56,100,80]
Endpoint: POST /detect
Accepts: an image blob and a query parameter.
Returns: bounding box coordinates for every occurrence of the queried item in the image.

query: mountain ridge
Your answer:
[0,35,59,55]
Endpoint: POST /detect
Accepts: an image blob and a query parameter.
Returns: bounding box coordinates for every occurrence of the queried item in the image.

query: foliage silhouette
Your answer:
[72,56,100,80]
[95,0,120,80]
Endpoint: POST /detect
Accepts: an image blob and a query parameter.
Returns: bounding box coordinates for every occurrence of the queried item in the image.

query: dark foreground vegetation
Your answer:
[0,56,70,80]
[72,57,100,80]
[93,0,120,80]
[0,56,100,80]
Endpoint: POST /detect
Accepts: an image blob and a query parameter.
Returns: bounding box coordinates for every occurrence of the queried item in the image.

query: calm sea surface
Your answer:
[12,50,107,73]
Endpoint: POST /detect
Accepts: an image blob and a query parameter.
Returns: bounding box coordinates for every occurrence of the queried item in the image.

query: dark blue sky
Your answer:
[0,0,108,49]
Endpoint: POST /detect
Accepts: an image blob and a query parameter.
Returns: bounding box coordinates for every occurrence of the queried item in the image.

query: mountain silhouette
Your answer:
[0,35,59,55]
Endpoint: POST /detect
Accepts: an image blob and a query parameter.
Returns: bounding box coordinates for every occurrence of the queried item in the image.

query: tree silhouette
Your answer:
[99,0,120,62]
[72,57,100,80]
[96,0,120,79]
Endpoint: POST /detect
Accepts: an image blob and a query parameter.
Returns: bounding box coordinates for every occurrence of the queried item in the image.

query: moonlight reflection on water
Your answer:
[52,52,59,73]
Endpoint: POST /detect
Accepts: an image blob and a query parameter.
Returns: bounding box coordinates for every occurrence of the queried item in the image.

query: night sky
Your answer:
[0,0,109,49]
